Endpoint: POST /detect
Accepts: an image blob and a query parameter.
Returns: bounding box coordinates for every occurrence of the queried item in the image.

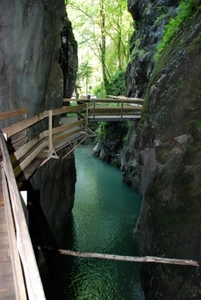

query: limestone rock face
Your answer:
[0,1,77,243]
[124,1,201,299]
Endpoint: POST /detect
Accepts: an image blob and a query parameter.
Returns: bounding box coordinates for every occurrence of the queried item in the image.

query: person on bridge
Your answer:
[87,92,91,100]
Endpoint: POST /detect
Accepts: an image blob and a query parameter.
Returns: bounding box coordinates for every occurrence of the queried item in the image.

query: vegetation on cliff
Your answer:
[155,0,201,60]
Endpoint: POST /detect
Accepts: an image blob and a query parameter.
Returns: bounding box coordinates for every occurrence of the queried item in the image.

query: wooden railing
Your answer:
[0,130,46,299]
[0,104,88,300]
[2,104,87,181]
[63,96,144,121]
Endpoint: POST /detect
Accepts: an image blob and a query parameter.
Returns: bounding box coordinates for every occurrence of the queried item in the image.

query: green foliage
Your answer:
[77,61,93,93]
[97,121,107,139]
[67,0,132,93]
[130,38,147,61]
[155,0,199,61]
[154,8,174,27]
[105,70,126,96]
[92,85,106,98]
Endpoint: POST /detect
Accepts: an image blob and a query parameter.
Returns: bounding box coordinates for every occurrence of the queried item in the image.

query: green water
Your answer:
[43,146,144,299]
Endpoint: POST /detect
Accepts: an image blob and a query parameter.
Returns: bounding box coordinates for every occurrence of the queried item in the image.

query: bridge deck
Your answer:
[0,170,15,300]
[88,115,141,121]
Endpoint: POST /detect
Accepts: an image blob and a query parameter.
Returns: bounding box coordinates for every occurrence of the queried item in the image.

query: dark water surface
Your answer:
[43,146,144,300]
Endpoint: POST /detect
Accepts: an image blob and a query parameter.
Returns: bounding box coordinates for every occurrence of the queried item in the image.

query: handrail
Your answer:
[63,97,143,121]
[0,104,88,299]
[0,108,28,121]
[63,96,144,104]
[0,130,46,300]
[2,104,86,139]
[2,105,88,179]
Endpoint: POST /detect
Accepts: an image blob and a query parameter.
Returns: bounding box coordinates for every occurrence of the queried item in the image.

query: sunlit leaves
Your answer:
[66,0,132,92]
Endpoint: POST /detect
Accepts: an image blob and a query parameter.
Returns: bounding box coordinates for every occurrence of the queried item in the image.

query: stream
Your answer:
[43,146,144,300]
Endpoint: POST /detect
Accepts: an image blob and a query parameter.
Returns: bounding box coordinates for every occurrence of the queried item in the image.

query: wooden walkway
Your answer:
[63,96,144,121]
[0,170,15,300]
[0,100,199,299]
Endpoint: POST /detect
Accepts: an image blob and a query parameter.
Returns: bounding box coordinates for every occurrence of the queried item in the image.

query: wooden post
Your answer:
[93,99,95,120]
[46,110,59,161]
[121,100,123,120]
[86,104,88,129]
[48,110,53,153]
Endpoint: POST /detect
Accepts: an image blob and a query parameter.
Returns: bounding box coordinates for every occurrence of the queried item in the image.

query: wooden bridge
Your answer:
[64,95,144,121]
[0,96,198,299]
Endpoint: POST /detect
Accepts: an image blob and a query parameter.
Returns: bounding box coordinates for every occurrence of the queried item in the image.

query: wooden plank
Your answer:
[88,115,141,122]
[1,167,27,299]
[11,131,47,162]
[2,111,47,139]
[52,119,85,135]
[88,106,141,114]
[107,95,144,103]
[54,132,87,153]
[40,246,199,267]
[53,127,86,145]
[0,132,46,299]
[0,205,15,299]
[17,153,46,186]
[89,105,142,110]
[51,104,86,116]
[0,108,28,121]
[14,139,48,178]
[75,98,144,104]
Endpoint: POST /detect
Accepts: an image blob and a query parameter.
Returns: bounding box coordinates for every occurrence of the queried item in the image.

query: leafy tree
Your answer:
[66,0,132,95]
[77,61,93,94]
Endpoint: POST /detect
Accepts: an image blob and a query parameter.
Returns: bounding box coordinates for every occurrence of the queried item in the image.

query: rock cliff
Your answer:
[0,1,77,243]
[92,122,129,167]
[124,1,201,299]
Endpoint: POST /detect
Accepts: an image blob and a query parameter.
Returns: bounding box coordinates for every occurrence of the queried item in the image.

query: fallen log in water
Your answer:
[38,246,199,267]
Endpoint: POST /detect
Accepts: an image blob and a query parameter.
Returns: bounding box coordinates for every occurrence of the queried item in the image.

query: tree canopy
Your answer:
[66,0,133,96]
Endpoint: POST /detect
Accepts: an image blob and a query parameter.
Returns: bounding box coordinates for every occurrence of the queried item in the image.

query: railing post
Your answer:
[121,100,123,120]
[44,110,59,162]
[86,104,88,129]
[48,110,53,153]
[93,99,95,120]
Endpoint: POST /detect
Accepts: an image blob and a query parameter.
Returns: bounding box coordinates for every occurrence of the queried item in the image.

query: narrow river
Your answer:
[43,146,144,300]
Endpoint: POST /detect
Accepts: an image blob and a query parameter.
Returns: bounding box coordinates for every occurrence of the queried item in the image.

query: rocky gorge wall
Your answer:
[124,1,201,299]
[0,1,78,244]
